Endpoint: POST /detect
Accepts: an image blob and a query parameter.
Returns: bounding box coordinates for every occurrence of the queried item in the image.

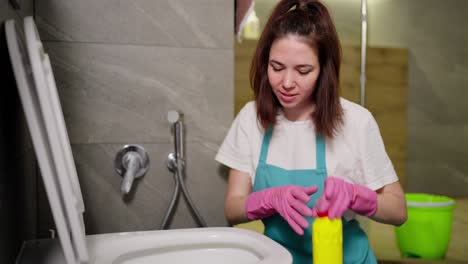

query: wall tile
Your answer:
[367,0,409,48]
[1,1,21,26]
[69,142,227,234]
[36,0,233,49]
[407,123,468,196]
[0,0,33,27]
[33,0,234,236]
[43,42,233,144]
[325,0,361,46]
[406,0,468,196]
[407,160,468,197]
[14,0,34,18]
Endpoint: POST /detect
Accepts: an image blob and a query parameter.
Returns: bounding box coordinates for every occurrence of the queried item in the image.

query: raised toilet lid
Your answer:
[5,17,88,263]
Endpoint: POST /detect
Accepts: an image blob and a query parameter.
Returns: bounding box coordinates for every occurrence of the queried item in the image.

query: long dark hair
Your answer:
[250,0,343,138]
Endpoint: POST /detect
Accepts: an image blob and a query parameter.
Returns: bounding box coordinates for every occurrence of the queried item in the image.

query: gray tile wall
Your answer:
[403,0,468,197]
[36,0,234,234]
[1,0,36,262]
[331,0,468,197]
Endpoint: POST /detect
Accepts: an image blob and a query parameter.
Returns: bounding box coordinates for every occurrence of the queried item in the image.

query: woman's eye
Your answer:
[271,66,283,72]
[297,67,313,75]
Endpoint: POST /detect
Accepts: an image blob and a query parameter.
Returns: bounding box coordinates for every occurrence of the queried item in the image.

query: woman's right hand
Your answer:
[246,185,317,235]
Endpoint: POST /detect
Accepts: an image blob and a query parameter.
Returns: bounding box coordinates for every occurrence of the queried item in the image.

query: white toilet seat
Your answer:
[6,16,292,264]
[19,227,289,264]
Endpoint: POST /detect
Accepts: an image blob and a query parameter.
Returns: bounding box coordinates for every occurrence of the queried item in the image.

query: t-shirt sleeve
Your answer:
[357,111,399,190]
[215,103,255,177]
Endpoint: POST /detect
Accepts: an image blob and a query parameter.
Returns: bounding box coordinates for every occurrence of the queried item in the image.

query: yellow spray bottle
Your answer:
[312,211,343,264]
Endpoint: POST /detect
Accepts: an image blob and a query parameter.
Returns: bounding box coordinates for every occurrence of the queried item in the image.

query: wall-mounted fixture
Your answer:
[115,144,150,195]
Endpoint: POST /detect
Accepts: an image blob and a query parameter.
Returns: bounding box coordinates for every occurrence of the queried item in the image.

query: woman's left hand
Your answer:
[311,176,377,219]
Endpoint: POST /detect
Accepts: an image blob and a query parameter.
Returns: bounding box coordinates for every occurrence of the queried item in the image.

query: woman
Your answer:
[216,0,407,263]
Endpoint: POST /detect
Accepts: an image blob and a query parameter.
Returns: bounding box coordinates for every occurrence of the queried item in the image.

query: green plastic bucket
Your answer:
[395,193,456,259]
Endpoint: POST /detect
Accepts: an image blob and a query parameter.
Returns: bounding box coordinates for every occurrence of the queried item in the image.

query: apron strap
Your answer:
[258,127,273,164]
[315,134,327,170]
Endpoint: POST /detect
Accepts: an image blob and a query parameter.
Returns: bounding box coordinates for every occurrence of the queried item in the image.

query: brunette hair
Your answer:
[250,0,343,138]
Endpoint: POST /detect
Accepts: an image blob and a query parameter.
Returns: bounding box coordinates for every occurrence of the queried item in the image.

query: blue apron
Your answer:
[252,127,377,264]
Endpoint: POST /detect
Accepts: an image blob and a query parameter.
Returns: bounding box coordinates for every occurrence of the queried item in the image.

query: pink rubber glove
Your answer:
[246,185,318,235]
[312,177,377,219]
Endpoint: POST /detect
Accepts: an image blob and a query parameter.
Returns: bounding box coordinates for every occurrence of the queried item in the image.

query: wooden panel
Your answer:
[235,41,408,188]
[341,47,408,188]
[368,48,408,189]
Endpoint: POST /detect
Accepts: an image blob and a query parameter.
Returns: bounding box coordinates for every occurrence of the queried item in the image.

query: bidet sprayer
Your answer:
[167,110,184,162]
[163,110,207,228]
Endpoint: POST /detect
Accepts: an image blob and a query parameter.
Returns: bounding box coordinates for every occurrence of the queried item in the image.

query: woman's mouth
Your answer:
[278,91,297,104]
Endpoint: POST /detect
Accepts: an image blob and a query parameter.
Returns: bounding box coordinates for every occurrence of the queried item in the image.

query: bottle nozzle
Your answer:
[317,211,328,217]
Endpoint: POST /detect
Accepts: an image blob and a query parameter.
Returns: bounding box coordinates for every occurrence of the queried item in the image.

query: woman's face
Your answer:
[267,35,320,121]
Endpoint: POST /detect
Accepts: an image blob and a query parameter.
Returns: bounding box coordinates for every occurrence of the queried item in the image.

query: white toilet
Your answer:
[6,16,292,264]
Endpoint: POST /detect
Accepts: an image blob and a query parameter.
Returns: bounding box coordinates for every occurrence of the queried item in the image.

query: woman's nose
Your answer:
[282,71,296,89]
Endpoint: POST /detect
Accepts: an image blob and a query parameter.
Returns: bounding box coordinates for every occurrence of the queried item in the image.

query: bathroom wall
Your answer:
[326,0,468,197]
[254,0,468,197]
[35,1,234,234]
[0,1,36,262]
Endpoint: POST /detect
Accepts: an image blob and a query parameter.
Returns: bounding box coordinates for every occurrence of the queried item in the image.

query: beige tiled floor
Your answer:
[368,198,468,263]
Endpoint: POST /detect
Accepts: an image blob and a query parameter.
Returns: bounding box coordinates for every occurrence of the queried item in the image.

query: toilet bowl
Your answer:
[5,17,292,264]
[18,227,290,264]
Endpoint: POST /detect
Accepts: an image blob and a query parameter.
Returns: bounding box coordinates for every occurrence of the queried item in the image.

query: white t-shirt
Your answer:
[215,98,398,191]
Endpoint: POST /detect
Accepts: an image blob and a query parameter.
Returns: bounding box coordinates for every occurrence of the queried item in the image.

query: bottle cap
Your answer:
[317,211,328,217]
